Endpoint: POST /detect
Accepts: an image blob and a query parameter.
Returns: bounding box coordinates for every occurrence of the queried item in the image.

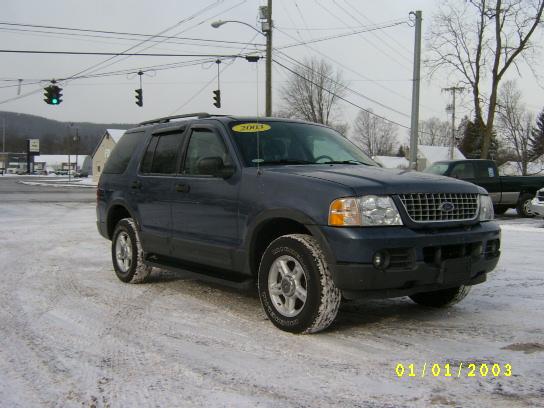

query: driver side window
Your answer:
[183,128,231,175]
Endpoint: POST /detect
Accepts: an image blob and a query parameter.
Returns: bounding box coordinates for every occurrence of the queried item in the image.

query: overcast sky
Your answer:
[1,0,543,139]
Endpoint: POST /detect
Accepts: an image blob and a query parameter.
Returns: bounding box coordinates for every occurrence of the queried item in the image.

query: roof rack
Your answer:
[138,112,211,126]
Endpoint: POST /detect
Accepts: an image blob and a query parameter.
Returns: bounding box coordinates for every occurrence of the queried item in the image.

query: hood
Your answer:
[263,164,486,195]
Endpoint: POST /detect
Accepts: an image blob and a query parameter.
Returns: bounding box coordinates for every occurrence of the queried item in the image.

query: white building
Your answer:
[32,155,89,174]
[417,145,465,170]
[91,129,126,182]
[499,155,544,176]
[372,156,410,169]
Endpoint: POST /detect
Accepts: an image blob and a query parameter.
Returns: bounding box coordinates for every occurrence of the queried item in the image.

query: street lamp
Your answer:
[211,5,273,116]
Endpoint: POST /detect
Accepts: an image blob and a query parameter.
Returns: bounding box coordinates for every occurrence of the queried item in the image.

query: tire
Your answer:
[409,285,471,308]
[257,234,341,334]
[516,193,535,218]
[111,218,152,284]
[493,206,508,215]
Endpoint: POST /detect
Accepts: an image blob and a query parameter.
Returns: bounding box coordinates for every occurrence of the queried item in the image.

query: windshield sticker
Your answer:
[232,123,271,133]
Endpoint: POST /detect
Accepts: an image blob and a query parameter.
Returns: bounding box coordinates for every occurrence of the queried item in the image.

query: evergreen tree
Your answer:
[396,145,406,158]
[530,108,544,159]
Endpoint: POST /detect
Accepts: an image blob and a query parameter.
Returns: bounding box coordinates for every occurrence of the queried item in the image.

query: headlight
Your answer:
[329,195,403,226]
[479,195,494,221]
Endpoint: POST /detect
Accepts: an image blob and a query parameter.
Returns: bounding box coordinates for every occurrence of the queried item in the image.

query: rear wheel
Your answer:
[409,285,471,308]
[111,218,152,283]
[516,193,535,218]
[258,234,341,334]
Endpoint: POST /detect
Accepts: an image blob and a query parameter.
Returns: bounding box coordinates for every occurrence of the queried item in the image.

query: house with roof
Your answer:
[417,145,465,171]
[91,129,126,182]
[498,155,544,176]
[372,155,410,169]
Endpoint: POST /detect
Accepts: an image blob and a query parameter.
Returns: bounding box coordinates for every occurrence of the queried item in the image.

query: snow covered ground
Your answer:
[0,202,542,407]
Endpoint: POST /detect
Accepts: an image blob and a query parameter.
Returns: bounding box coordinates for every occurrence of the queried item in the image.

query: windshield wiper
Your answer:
[255,159,315,165]
[321,160,368,165]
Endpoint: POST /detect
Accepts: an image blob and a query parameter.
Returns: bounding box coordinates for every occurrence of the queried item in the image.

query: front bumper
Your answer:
[320,222,501,299]
[530,198,544,217]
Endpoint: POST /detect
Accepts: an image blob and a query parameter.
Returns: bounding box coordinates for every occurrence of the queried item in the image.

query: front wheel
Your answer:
[409,285,471,308]
[111,218,152,283]
[258,234,341,334]
[516,193,535,218]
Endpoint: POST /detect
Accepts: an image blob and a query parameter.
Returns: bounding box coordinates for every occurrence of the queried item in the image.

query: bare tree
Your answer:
[278,57,346,126]
[419,117,451,146]
[496,80,534,175]
[426,0,544,159]
[351,109,398,156]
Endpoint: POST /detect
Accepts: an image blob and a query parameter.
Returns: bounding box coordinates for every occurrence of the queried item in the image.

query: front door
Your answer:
[170,125,240,270]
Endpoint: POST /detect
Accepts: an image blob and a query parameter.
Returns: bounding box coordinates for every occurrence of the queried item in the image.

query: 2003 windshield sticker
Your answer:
[232,123,271,133]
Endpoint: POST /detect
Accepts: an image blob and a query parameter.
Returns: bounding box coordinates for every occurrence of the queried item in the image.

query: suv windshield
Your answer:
[228,121,376,167]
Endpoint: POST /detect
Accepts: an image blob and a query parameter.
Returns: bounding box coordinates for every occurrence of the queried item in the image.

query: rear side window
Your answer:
[475,161,496,178]
[450,162,475,179]
[103,131,143,174]
[141,132,183,174]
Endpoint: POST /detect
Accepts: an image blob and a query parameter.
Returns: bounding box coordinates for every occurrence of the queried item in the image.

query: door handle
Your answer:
[131,180,141,190]
[175,183,190,193]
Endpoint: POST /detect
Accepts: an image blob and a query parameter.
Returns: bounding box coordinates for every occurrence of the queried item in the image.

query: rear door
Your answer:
[135,127,185,256]
[170,124,240,270]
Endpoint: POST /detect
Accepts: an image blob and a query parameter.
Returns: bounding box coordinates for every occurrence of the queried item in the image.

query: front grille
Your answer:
[538,191,544,201]
[398,193,479,223]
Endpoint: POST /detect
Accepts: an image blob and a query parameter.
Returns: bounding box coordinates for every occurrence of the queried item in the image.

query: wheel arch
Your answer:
[106,203,136,239]
[246,209,336,277]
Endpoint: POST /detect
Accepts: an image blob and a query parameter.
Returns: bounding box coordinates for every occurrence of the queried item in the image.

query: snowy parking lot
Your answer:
[0,200,543,407]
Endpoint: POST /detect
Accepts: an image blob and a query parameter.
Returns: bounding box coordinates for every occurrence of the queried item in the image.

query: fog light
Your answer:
[373,251,389,269]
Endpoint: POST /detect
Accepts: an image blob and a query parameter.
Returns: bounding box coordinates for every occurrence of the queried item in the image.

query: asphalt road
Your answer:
[0,176,95,202]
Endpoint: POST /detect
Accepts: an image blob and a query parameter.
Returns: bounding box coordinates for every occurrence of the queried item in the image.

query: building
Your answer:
[372,155,410,169]
[91,129,126,182]
[417,145,465,170]
[498,155,544,176]
[0,152,27,174]
[32,155,88,174]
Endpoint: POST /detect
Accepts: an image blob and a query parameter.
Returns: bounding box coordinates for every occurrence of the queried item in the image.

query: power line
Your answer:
[275,52,410,118]
[273,58,411,130]
[63,1,227,83]
[0,22,264,47]
[276,20,407,50]
[274,27,444,117]
[0,49,250,58]
[0,27,263,51]
[315,0,411,71]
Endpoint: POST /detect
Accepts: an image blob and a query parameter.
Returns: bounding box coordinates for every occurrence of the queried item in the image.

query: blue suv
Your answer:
[97,113,501,333]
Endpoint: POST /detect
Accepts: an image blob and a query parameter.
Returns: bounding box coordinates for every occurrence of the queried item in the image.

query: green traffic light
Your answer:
[51,98,58,104]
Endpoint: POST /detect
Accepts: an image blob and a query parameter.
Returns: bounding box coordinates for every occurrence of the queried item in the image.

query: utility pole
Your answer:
[409,10,422,170]
[443,86,464,160]
[265,0,273,116]
[1,117,5,153]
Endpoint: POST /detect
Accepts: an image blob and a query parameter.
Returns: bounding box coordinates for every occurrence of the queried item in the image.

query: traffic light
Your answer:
[44,85,62,105]
[135,88,143,107]
[213,89,221,108]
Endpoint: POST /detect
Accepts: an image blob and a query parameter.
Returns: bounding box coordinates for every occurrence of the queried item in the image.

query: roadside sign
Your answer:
[28,139,40,154]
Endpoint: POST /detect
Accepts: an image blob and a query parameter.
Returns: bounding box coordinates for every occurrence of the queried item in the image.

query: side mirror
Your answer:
[197,156,235,178]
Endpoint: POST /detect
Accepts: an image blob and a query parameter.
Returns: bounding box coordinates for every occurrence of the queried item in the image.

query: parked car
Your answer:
[424,159,544,217]
[97,114,501,333]
[530,188,544,217]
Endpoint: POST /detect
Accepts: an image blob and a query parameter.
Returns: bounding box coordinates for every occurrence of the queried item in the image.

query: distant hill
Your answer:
[0,111,135,155]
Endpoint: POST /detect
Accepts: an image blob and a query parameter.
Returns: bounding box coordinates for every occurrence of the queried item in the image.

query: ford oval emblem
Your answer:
[439,202,455,212]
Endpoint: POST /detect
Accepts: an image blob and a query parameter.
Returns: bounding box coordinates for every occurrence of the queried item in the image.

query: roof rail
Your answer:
[138,112,210,126]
